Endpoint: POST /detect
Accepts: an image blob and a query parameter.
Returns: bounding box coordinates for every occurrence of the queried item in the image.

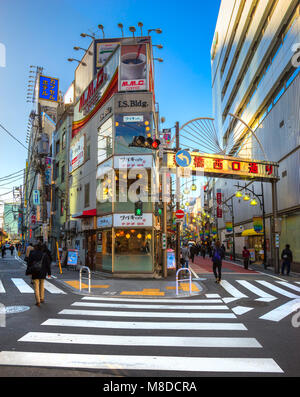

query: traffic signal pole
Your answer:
[175,121,180,270]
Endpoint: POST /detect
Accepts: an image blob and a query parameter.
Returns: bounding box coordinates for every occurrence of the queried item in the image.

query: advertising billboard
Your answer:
[119,44,147,92]
[96,41,119,69]
[69,135,85,172]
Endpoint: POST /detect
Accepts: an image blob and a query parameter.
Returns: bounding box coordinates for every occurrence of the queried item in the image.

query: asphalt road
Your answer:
[0,255,299,379]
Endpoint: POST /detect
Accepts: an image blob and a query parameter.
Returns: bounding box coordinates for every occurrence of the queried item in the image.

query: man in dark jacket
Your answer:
[281,244,293,276]
[212,240,225,284]
[27,243,51,306]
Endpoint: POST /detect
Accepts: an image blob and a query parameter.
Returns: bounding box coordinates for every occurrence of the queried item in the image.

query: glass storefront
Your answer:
[114,228,153,273]
[95,229,112,271]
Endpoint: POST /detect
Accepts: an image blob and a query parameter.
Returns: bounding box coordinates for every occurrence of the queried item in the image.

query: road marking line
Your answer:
[0,279,5,293]
[236,280,276,301]
[11,278,33,293]
[222,297,240,304]
[206,294,221,298]
[42,318,248,330]
[59,309,237,319]
[0,351,283,373]
[276,281,300,293]
[71,302,229,310]
[256,280,299,298]
[219,280,248,298]
[81,297,225,303]
[231,306,253,315]
[259,298,300,322]
[44,280,66,294]
[19,332,262,348]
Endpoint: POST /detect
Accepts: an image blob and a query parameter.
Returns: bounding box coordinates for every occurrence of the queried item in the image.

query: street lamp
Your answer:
[73,46,92,55]
[98,24,105,38]
[118,23,124,37]
[80,33,95,40]
[153,58,163,62]
[153,44,163,49]
[67,58,87,66]
[138,22,143,36]
[148,28,162,35]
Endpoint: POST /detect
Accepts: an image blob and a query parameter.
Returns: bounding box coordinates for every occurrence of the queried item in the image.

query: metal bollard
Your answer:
[79,266,91,293]
[176,268,192,296]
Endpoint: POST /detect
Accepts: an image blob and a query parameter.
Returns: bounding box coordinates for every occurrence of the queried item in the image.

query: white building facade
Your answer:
[211,0,300,269]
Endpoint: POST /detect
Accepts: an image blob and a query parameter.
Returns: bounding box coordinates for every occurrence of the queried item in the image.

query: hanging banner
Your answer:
[226,222,233,232]
[253,216,263,232]
[212,226,217,235]
[33,190,40,206]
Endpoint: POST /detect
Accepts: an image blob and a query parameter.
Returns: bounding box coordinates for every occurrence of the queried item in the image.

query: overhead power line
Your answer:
[0,123,28,150]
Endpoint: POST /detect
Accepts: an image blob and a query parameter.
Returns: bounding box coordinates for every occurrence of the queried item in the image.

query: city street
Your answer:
[0,255,299,377]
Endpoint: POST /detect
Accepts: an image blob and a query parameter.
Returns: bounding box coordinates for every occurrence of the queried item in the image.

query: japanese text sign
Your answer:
[39,75,59,102]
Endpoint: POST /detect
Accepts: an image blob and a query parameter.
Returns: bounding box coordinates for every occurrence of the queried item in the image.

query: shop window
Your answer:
[114,229,153,273]
[84,183,90,208]
[98,117,113,164]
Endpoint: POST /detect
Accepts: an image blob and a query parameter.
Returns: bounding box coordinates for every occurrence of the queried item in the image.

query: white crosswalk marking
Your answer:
[219,280,248,298]
[42,318,248,331]
[43,280,66,294]
[0,351,283,373]
[256,280,299,298]
[0,296,283,374]
[82,296,222,303]
[11,278,33,293]
[259,298,300,322]
[236,280,276,301]
[0,279,5,293]
[276,281,300,293]
[71,301,229,310]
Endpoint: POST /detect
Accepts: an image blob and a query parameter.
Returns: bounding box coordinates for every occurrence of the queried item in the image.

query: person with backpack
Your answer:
[212,240,225,283]
[242,246,250,269]
[27,243,51,306]
[281,244,293,276]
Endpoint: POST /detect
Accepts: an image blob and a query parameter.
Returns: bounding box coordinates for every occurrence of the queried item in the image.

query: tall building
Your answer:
[211,0,300,269]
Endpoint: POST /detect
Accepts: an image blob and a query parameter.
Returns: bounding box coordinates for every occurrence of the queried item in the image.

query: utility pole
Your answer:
[175,121,180,269]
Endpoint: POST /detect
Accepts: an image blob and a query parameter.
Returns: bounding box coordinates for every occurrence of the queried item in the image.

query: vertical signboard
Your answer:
[33,190,40,206]
[38,75,59,103]
[216,189,222,218]
[119,44,147,92]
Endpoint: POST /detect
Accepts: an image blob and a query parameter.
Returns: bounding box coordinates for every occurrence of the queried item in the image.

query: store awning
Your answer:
[72,209,97,219]
[241,228,264,236]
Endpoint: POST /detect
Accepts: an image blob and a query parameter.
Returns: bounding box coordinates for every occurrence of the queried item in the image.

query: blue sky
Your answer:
[0,0,221,201]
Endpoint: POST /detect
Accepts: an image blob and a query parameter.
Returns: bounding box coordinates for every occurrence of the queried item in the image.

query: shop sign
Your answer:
[99,106,112,121]
[123,115,144,123]
[167,250,176,269]
[114,93,152,114]
[253,216,263,232]
[167,152,279,181]
[119,44,147,92]
[33,190,40,206]
[79,68,107,114]
[97,215,113,229]
[114,155,153,169]
[38,75,59,103]
[113,213,152,227]
[45,157,52,185]
[67,249,79,266]
[81,218,94,231]
[70,135,85,172]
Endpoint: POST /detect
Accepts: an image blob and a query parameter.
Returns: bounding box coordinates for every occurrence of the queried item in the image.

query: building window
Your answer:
[61,164,65,183]
[56,140,60,155]
[62,132,66,150]
[86,142,91,161]
[84,183,90,208]
[60,199,64,216]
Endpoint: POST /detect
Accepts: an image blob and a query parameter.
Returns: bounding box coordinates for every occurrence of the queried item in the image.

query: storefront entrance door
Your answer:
[86,232,96,270]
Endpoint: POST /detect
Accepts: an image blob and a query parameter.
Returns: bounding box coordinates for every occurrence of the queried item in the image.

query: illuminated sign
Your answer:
[123,115,144,123]
[79,68,107,113]
[167,152,279,181]
[39,75,59,102]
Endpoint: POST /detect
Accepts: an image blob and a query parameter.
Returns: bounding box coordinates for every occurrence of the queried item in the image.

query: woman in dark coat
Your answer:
[27,243,51,306]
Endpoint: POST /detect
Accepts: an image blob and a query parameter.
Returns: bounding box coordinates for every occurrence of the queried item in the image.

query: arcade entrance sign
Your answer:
[166,151,279,181]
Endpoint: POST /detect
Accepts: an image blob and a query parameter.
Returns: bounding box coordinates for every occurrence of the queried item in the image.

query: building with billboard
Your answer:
[210,0,300,269]
[66,36,162,276]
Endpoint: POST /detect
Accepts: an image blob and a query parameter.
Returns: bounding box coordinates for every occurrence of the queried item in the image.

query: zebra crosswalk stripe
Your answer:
[256,280,299,298]
[259,298,300,322]
[71,302,229,310]
[0,279,5,293]
[276,281,300,293]
[236,280,276,301]
[11,278,33,293]
[0,351,283,373]
[59,309,237,319]
[219,280,248,298]
[19,332,262,348]
[42,318,248,330]
[44,280,66,294]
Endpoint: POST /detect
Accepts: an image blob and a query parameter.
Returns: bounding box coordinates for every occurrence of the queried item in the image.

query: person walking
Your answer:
[10,244,14,256]
[190,244,197,263]
[201,244,206,259]
[281,244,293,276]
[180,243,190,269]
[212,240,225,284]
[26,243,51,306]
[242,246,250,270]
[1,245,5,258]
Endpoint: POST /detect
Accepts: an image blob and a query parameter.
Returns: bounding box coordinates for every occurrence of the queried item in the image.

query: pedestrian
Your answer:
[10,244,14,256]
[190,244,197,263]
[201,244,206,259]
[1,245,6,258]
[180,243,190,269]
[221,243,226,254]
[242,246,250,269]
[281,244,293,276]
[212,240,225,284]
[27,243,51,306]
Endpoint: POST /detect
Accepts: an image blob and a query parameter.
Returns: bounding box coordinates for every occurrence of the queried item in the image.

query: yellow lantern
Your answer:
[146,233,152,240]
[137,233,142,239]
[126,233,130,239]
